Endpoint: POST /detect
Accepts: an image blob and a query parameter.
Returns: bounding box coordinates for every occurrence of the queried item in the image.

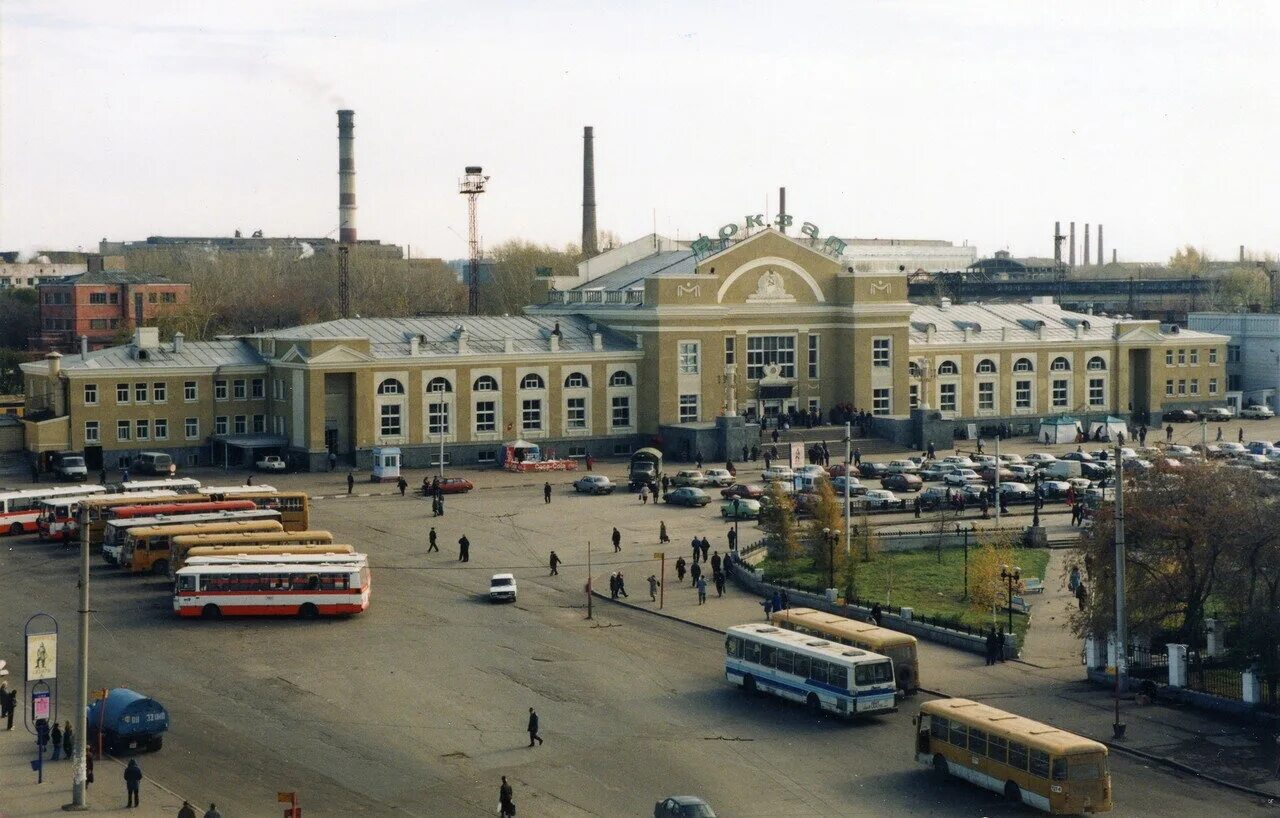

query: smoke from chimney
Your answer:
[338,110,357,243]
[582,126,597,257]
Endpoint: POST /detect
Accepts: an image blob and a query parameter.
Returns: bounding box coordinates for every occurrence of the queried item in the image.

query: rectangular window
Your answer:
[611,396,631,428]
[252,414,266,434]
[948,720,967,748]
[930,715,948,741]
[85,421,99,444]
[909,384,920,410]
[1228,345,1241,363]
[89,292,107,304]
[1015,380,1032,409]
[872,338,891,367]
[987,735,1008,764]
[678,341,700,375]
[1089,378,1105,406]
[566,397,587,429]
[1229,374,1241,390]
[1209,347,1219,364]
[185,417,199,439]
[134,382,148,403]
[679,394,699,423]
[475,401,496,433]
[1007,742,1029,771]
[978,381,994,411]
[214,416,228,435]
[1177,349,1186,365]
[724,336,735,366]
[379,404,401,437]
[873,388,891,415]
[233,415,247,435]
[428,402,450,435]
[251,378,265,399]
[1209,378,1218,395]
[152,382,166,403]
[1190,378,1199,395]
[1165,379,1174,396]
[968,728,988,757]
[135,419,149,440]
[808,398,820,414]
[233,379,246,400]
[215,380,227,401]
[477,450,496,464]
[521,399,543,431]
[148,292,157,304]
[116,420,130,441]
[89,319,108,330]
[116,383,130,404]
[83,383,98,406]
[184,381,197,402]
[808,334,819,379]
[1190,349,1199,365]
[153,418,168,440]
[1030,749,1051,778]
[1165,349,1174,366]
[1052,378,1069,408]
[746,335,796,379]
[1177,379,1186,395]
[939,383,957,412]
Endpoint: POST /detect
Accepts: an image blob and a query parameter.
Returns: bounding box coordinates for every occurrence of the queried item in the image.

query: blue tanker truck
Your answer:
[86,688,169,753]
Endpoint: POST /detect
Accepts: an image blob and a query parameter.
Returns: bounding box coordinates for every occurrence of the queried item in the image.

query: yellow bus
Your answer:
[915,698,1112,814]
[770,608,921,692]
[212,489,311,531]
[172,532,337,573]
[122,520,285,576]
[82,492,205,546]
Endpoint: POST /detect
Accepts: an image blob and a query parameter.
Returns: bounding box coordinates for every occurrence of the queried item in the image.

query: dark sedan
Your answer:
[1162,409,1198,423]
[720,483,764,500]
[881,473,923,492]
[665,487,711,507]
[857,462,890,479]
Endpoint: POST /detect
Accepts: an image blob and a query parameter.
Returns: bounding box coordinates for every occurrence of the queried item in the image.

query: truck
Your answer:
[51,451,88,482]
[1039,460,1082,480]
[86,687,169,753]
[629,447,663,489]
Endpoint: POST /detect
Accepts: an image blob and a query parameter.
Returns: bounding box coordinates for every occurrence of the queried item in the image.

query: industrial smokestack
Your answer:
[1097,224,1104,266]
[1054,221,1062,263]
[337,110,357,243]
[1069,222,1076,266]
[1083,224,1090,267]
[779,187,787,234]
[582,126,597,257]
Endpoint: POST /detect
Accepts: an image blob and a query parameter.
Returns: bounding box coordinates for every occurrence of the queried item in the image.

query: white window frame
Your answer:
[1165,349,1174,366]
[1088,378,1105,407]
[427,401,450,436]
[214,380,227,401]
[872,338,891,367]
[976,358,997,374]
[135,419,149,441]
[872,388,891,415]
[939,382,957,412]
[521,398,543,431]
[977,381,995,412]
[1190,378,1199,395]
[1209,378,1219,395]
[566,396,587,430]
[1014,379,1033,410]
[724,336,735,366]
[233,379,247,400]
[808,334,819,379]
[678,394,699,423]
[252,414,265,434]
[1052,378,1070,408]
[1050,357,1071,372]
[153,418,168,440]
[1190,349,1199,365]
[85,421,99,444]
[215,416,228,435]
[909,384,919,410]
[185,381,198,402]
[251,378,265,399]
[233,415,247,435]
[1013,358,1034,373]
[152,381,167,403]
[678,341,700,375]
[380,403,403,437]
[1087,356,1106,372]
[746,335,797,379]
[1209,348,1219,364]
[116,383,130,404]
[134,382,148,403]
[1177,379,1186,395]
[116,420,130,441]
[1165,380,1174,397]
[185,417,199,439]
[474,400,497,434]
[83,383,98,406]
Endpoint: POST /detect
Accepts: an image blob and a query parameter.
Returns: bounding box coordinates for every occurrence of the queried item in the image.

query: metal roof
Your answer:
[39,270,178,286]
[571,251,696,292]
[909,301,1223,345]
[51,340,265,371]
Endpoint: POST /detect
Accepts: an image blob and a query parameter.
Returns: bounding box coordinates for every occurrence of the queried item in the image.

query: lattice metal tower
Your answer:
[459,166,489,315]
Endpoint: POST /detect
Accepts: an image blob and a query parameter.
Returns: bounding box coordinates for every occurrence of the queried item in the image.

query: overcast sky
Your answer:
[3,1,1278,262]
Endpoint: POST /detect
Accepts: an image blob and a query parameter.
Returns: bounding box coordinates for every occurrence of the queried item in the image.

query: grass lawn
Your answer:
[759,547,1050,643]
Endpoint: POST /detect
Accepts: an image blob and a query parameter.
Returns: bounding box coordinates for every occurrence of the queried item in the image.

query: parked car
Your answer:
[971,454,998,468]
[918,486,957,509]
[655,796,716,818]
[132,451,174,475]
[1239,453,1271,468]
[998,482,1035,501]
[1007,464,1037,480]
[720,498,761,520]
[1200,407,1234,421]
[939,455,976,469]
[720,483,764,500]
[978,465,1015,485]
[1242,404,1276,419]
[488,573,517,603]
[665,487,711,507]
[1218,442,1248,457]
[761,466,795,482]
[255,455,288,472]
[1164,444,1196,458]
[918,463,957,481]
[1059,451,1094,463]
[856,462,889,479]
[435,476,474,494]
[573,475,616,495]
[830,476,866,496]
[671,470,708,488]
[855,489,899,510]
[1067,477,1093,492]
[701,468,735,487]
[1023,452,1057,464]
[795,464,828,478]
[1080,462,1114,480]
[997,453,1025,464]
[1040,479,1072,497]
[943,469,982,486]
[1162,409,1199,423]
[881,473,923,492]
[51,451,88,481]
[885,459,920,474]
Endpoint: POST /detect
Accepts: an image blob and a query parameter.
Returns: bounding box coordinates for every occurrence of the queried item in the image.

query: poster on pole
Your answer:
[26,633,56,681]
[789,442,805,468]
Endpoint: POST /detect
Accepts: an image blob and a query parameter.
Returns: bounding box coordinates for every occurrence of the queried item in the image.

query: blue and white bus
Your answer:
[725,623,897,717]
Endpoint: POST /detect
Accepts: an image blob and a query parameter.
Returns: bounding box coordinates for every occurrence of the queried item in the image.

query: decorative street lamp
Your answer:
[822,526,841,591]
[1000,564,1021,636]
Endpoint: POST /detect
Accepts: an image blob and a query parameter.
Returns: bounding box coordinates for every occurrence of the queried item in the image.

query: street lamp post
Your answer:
[1000,564,1021,636]
[961,525,970,600]
[1031,473,1043,528]
[732,497,740,551]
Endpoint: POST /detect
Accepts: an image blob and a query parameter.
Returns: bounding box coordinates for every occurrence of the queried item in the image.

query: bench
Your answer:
[1023,578,1045,594]
[1009,595,1032,614]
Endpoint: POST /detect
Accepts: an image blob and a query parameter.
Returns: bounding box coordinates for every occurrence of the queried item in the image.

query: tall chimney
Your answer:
[1054,221,1062,263]
[1097,224,1104,266]
[779,187,787,233]
[337,110,357,243]
[1083,224,1090,267]
[582,126,597,257]
[1112,249,1117,264]
[1069,222,1076,266]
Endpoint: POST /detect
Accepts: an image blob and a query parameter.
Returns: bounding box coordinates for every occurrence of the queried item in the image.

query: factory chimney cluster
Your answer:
[1057,221,1105,267]
[338,109,357,243]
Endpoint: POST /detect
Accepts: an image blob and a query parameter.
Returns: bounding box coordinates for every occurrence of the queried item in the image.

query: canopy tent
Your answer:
[1037,416,1082,445]
[1088,416,1129,442]
[501,439,577,472]
[502,440,541,464]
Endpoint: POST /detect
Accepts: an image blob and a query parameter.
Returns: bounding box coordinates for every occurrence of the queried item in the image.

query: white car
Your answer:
[671,470,708,488]
[1200,407,1234,421]
[1241,405,1275,419]
[997,453,1025,464]
[1008,464,1038,480]
[856,489,899,509]
[885,459,920,474]
[1024,452,1058,464]
[573,475,616,495]
[919,463,957,481]
[1218,442,1248,457]
[940,455,976,469]
[971,455,998,468]
[489,573,517,603]
[701,468,735,487]
[794,464,828,478]
[1067,477,1093,491]
[255,455,287,471]
[761,466,795,482]
[1164,445,1196,458]
[944,469,982,486]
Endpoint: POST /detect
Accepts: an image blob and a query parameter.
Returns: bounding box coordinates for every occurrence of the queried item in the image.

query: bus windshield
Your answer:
[854,661,894,686]
[1068,755,1106,780]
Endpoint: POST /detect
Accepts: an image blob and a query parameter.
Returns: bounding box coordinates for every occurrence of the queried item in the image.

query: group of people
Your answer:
[672,534,732,604]
[1069,565,1089,611]
[984,628,1008,665]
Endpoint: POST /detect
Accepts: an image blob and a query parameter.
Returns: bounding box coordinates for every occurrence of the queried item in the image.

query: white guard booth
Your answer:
[371,446,402,483]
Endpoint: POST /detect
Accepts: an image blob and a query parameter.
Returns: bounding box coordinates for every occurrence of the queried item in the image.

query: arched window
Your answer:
[976,358,997,374]
[473,375,498,391]
[425,377,452,393]
[1087,356,1106,372]
[519,373,545,390]
[936,361,959,376]
[1050,357,1071,372]
[564,372,589,388]
[377,378,405,395]
[1013,358,1034,373]
[609,370,633,387]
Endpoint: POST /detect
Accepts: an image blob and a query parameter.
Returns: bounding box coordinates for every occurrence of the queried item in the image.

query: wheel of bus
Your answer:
[151,560,169,577]
[201,604,221,620]
[742,675,757,695]
[932,754,948,779]
[1003,781,1021,803]
[147,736,163,752]
[806,692,822,714]
[299,602,319,620]
[8,522,21,536]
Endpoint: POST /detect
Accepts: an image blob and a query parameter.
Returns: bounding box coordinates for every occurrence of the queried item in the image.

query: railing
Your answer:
[1186,650,1243,701]
[545,289,644,306]
[1128,644,1169,683]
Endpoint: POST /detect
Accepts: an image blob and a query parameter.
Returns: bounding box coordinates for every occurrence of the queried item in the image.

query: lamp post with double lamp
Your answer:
[822,527,840,593]
[1000,564,1021,636]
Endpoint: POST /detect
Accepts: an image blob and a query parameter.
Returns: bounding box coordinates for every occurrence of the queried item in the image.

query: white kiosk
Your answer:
[371,446,402,483]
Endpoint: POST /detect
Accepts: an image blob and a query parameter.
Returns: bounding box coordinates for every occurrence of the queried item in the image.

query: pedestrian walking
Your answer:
[647,574,661,601]
[428,527,438,552]
[1076,582,1088,611]
[586,454,594,471]
[397,476,407,496]
[612,527,622,553]
[700,536,710,561]
[328,451,337,471]
[62,720,73,760]
[762,597,773,620]
[853,447,862,466]
[85,746,94,788]
[99,468,108,484]
[984,628,997,666]
[1240,426,1245,443]
[124,758,143,808]
[997,630,1007,662]
[616,571,628,598]
[727,527,737,552]
[179,801,198,818]
[121,468,129,483]
[1216,426,1223,442]
[437,493,445,516]
[1068,565,1081,594]
[695,451,703,469]
[714,571,725,597]
[660,521,670,544]
[527,707,544,746]
[675,556,687,582]
[696,575,708,604]
[0,682,10,730]
[500,776,516,818]
[544,482,552,504]
[870,602,882,626]
[976,437,984,455]
[691,537,700,563]
[710,551,721,575]
[203,805,222,818]
[51,721,62,760]
[458,535,470,562]
[1166,424,1174,442]
[690,560,702,588]
[927,441,936,459]
[662,474,670,494]
[609,572,619,599]
[780,589,789,610]
[913,497,921,518]
[346,471,355,495]
[640,484,649,504]
[549,550,561,576]
[751,444,759,462]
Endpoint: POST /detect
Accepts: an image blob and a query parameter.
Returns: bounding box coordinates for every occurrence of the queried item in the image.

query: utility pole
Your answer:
[68,507,90,809]
[586,540,593,620]
[844,422,852,563]
[1113,444,1128,739]
[994,435,1001,529]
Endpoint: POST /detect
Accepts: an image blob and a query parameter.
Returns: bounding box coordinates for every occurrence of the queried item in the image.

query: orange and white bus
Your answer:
[36,491,134,542]
[771,608,921,692]
[82,492,203,546]
[1,485,106,536]
[103,509,281,565]
[214,490,311,531]
[173,560,371,619]
[915,698,1112,813]
[171,532,338,574]
[121,520,285,575]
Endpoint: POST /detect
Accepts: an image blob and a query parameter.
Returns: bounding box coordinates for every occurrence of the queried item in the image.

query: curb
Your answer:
[595,588,1279,802]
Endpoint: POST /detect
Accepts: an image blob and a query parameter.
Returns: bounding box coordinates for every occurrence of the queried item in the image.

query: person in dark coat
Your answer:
[700,536,711,561]
[612,527,622,553]
[85,746,93,788]
[179,801,198,818]
[690,559,702,588]
[457,535,470,562]
[714,571,725,597]
[710,551,721,575]
[346,471,355,495]
[203,804,221,818]
[124,758,143,807]
[772,590,782,613]
[396,476,408,496]
[660,521,670,543]
[870,602,883,626]
[549,551,561,576]
[51,721,62,760]
[780,589,789,610]
[616,572,627,598]
[609,573,619,599]
[984,629,997,666]
[428,527,438,552]
[500,776,515,818]
[62,720,73,760]
[527,708,543,746]
[675,556,686,582]
[544,482,552,504]
[727,527,737,551]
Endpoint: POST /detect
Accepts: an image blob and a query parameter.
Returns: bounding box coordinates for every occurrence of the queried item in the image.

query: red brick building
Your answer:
[35,269,191,351]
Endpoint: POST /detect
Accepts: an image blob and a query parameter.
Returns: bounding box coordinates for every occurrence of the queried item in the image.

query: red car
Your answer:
[423,476,474,495]
[720,483,764,500]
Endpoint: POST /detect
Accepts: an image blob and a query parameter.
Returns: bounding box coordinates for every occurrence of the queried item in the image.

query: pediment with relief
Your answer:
[306,344,375,365]
[744,268,796,304]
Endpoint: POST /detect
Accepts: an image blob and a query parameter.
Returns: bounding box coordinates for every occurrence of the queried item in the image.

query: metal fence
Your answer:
[1128,644,1169,683]
[1185,650,1243,701]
